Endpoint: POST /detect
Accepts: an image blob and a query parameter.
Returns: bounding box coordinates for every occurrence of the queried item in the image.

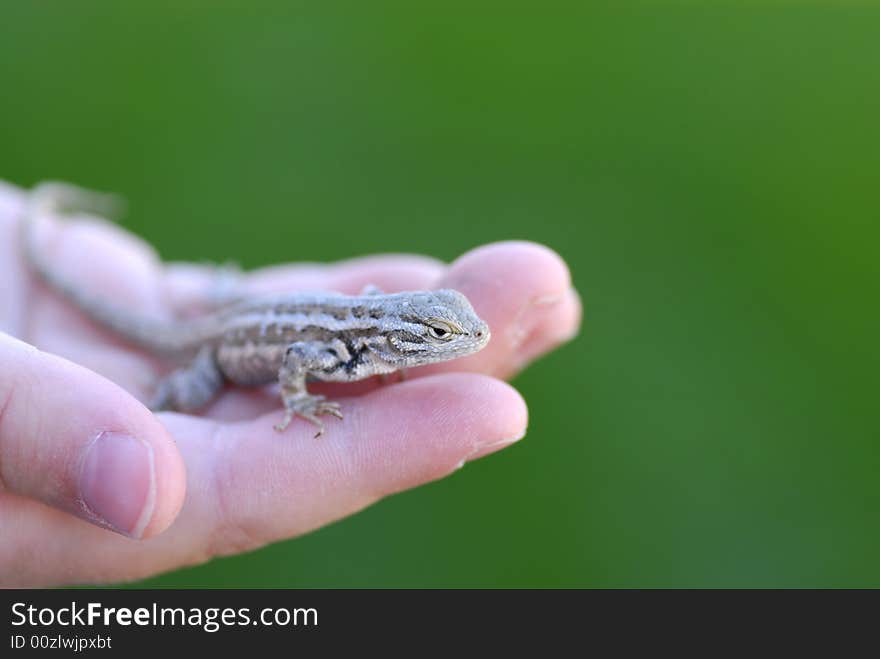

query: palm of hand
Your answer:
[0,182,580,585]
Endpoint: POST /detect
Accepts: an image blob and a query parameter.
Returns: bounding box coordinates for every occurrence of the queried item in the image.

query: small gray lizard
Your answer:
[22,182,491,436]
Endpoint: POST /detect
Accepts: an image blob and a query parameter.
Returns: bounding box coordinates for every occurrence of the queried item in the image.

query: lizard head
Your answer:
[384,289,491,367]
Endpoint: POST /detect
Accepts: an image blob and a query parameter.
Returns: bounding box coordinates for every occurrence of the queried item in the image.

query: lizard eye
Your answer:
[424,317,464,341]
[427,323,454,341]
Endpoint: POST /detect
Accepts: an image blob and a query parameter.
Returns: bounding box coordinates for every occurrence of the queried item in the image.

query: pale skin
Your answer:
[0,181,581,586]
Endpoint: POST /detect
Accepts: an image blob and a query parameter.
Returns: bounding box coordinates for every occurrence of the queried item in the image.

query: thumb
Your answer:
[0,333,186,538]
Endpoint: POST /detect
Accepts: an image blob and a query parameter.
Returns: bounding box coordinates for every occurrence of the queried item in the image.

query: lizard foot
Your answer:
[275,394,343,437]
[379,368,408,385]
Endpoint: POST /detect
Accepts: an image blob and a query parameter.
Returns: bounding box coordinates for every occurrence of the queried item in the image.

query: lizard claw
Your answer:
[275,393,344,437]
[379,368,408,385]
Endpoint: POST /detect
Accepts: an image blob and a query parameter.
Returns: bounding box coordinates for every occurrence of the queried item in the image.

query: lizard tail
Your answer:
[21,182,205,357]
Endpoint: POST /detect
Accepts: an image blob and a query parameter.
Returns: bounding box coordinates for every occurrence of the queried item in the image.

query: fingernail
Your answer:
[509,287,582,371]
[78,431,156,538]
[464,429,527,464]
[506,291,569,351]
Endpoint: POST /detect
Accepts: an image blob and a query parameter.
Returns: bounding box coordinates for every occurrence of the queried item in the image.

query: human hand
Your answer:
[0,181,581,586]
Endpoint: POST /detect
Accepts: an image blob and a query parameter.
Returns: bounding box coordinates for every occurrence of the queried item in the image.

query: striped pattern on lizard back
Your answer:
[213,293,403,386]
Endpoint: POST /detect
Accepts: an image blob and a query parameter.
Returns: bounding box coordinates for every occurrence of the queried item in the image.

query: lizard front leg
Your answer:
[275,341,346,436]
[150,346,224,412]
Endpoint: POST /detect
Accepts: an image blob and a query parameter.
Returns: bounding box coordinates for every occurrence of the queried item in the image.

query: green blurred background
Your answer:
[3,2,879,587]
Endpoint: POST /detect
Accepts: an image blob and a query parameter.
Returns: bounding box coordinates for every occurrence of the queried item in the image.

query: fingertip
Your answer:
[452,375,529,447]
[503,285,583,377]
[456,376,529,461]
[346,373,529,494]
[0,335,186,539]
[64,374,188,540]
[446,240,573,304]
[433,241,580,375]
[69,387,187,540]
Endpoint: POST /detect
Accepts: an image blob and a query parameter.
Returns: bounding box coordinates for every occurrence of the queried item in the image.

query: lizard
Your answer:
[21,182,491,437]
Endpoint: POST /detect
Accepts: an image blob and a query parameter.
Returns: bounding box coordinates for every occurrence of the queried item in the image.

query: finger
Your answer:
[203,374,528,547]
[0,333,185,539]
[0,373,526,585]
[162,253,446,311]
[428,240,582,378]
